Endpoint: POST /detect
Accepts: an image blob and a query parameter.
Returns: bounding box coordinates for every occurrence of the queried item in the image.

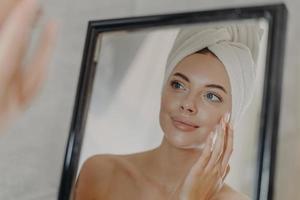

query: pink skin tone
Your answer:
[74,47,242,200]
[0,0,241,199]
[155,52,235,199]
[0,0,57,131]
[0,0,19,25]
[159,52,232,150]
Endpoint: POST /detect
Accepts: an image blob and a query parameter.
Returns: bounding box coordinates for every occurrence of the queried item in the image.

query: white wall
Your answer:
[0,0,298,199]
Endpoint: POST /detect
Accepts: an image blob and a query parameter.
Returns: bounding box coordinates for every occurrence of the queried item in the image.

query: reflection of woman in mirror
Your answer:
[74,24,262,200]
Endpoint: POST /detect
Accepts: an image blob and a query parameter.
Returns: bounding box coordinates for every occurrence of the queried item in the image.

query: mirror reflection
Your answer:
[73,19,268,200]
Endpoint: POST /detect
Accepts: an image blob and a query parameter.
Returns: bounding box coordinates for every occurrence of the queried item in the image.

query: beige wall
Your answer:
[0,0,298,199]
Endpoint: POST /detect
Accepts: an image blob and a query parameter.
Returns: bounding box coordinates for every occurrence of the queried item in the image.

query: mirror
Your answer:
[58,4,287,200]
[81,19,268,196]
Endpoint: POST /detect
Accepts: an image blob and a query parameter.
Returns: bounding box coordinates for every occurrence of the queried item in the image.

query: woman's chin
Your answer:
[181,143,206,150]
[165,134,206,150]
[175,142,206,150]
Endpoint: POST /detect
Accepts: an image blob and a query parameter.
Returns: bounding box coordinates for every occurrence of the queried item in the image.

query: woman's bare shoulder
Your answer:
[74,152,152,199]
[78,154,127,181]
[82,154,119,169]
[81,152,147,169]
[213,184,251,200]
[74,154,122,199]
[76,153,145,185]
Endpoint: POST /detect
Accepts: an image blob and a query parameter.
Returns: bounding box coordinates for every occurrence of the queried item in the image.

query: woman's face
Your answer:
[159,52,232,149]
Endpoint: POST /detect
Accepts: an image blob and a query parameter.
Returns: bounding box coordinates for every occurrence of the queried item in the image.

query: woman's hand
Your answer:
[0,0,57,131]
[175,113,233,200]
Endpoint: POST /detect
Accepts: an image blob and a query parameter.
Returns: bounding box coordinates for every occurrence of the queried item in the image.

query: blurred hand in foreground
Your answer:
[0,0,57,131]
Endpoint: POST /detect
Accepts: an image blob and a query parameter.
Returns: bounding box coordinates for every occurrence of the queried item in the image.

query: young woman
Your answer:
[74,24,262,200]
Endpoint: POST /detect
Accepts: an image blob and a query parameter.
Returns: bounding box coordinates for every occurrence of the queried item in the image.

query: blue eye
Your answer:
[170,80,185,90]
[205,92,222,103]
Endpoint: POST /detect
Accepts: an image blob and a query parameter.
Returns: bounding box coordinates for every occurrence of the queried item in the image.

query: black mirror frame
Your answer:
[58,4,288,200]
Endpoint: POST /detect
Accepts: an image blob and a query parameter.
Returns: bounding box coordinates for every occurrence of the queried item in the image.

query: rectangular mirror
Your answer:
[58,4,287,200]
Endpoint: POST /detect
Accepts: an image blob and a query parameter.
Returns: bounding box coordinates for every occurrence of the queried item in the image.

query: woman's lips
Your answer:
[171,117,199,132]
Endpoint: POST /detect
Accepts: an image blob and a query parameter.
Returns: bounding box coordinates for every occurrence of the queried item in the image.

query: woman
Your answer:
[74,24,262,200]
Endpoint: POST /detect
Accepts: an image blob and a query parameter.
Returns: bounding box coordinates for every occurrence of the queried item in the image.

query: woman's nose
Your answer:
[179,95,197,114]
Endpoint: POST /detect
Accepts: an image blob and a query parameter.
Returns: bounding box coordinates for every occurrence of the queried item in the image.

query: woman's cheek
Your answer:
[162,91,181,112]
[197,106,221,133]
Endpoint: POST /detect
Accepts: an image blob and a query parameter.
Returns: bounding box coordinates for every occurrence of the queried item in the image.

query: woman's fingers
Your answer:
[222,165,230,181]
[0,0,57,131]
[0,0,57,109]
[21,21,57,107]
[204,119,225,171]
[178,113,232,200]
[0,0,41,86]
[188,131,214,177]
[177,133,214,200]
[220,123,233,170]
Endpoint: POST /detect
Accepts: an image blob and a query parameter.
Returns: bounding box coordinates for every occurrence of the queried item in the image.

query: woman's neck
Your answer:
[143,137,203,192]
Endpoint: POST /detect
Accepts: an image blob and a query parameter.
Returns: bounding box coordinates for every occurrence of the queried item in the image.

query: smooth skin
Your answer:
[0,0,249,199]
[75,53,251,200]
[0,0,57,131]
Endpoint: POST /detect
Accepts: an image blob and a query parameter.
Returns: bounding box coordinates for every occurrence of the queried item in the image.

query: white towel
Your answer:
[162,23,263,126]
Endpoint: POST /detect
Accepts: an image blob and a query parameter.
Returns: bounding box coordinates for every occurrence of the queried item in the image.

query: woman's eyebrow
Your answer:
[173,72,190,82]
[205,84,227,94]
[173,72,227,94]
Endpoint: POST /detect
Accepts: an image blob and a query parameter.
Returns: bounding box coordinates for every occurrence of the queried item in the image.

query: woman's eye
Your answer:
[170,80,185,90]
[205,92,222,103]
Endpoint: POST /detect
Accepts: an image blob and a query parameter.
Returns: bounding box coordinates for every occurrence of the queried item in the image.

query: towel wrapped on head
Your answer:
[163,23,263,126]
